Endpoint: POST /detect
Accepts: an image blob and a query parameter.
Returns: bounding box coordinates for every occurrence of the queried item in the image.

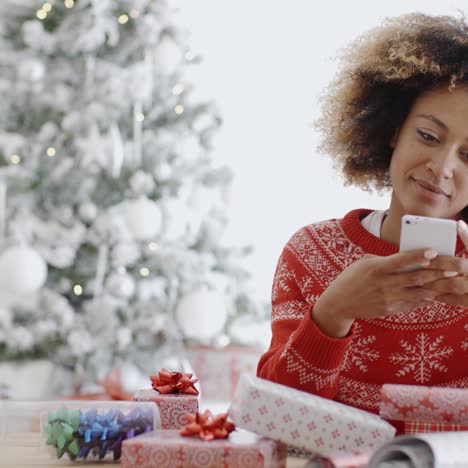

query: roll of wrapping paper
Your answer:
[380,384,468,424]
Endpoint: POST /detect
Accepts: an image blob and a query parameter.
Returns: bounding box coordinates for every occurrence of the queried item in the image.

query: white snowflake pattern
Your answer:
[297,275,314,298]
[285,221,363,295]
[296,274,321,304]
[272,300,307,322]
[272,256,294,301]
[462,324,468,351]
[342,323,380,373]
[389,333,453,383]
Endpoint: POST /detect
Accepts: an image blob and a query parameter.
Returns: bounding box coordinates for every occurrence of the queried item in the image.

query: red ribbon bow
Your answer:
[149,368,199,395]
[180,410,235,441]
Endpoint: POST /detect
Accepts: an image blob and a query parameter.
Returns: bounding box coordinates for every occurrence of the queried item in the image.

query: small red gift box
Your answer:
[121,429,287,468]
[132,369,200,429]
[132,389,198,429]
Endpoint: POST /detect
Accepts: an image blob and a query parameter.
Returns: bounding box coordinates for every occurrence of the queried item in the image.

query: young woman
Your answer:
[257,13,468,430]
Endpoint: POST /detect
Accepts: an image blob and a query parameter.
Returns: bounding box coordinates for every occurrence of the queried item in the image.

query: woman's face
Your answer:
[389,84,468,220]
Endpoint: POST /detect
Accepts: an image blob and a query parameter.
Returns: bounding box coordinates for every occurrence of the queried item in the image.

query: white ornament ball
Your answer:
[154,36,182,75]
[56,206,74,225]
[155,162,171,181]
[175,288,228,342]
[38,122,58,142]
[105,271,136,299]
[78,201,98,223]
[0,245,47,295]
[18,58,45,82]
[119,362,150,393]
[161,198,189,240]
[125,196,162,240]
[116,327,132,351]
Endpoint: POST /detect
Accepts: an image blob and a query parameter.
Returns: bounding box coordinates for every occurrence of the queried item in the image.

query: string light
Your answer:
[10,154,21,164]
[185,51,195,61]
[139,267,150,277]
[46,147,56,157]
[172,83,185,95]
[174,104,184,115]
[135,112,145,122]
[130,9,140,18]
[64,0,75,8]
[42,2,52,12]
[118,14,129,24]
[73,284,83,296]
[36,9,47,20]
[148,242,159,252]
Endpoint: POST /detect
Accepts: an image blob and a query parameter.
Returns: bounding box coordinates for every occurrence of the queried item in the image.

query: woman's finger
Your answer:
[427,277,468,295]
[397,268,457,288]
[458,220,468,249]
[433,293,468,307]
[381,249,436,273]
[424,255,468,275]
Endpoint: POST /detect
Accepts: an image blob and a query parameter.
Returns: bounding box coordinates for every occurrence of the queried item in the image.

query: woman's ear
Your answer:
[390,128,400,149]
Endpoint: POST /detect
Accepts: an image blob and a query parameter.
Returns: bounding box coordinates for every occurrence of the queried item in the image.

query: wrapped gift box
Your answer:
[121,429,286,468]
[380,384,468,434]
[133,389,198,429]
[229,374,395,457]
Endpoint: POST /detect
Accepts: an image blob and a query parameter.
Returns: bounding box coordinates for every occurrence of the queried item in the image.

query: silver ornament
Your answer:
[78,202,97,223]
[18,58,45,82]
[105,270,136,298]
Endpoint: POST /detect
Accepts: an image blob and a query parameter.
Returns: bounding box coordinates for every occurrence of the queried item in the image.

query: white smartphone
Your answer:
[399,214,457,256]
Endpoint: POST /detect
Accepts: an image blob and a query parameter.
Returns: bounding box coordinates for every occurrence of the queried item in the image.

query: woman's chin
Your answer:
[402,207,457,220]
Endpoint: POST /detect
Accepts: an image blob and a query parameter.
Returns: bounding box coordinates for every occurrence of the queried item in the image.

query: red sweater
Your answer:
[257,209,468,417]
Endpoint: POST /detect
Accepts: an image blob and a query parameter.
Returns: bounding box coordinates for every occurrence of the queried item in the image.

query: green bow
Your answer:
[45,405,81,460]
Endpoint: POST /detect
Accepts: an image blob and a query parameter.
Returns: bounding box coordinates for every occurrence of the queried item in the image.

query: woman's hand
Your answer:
[312,248,451,338]
[420,220,468,306]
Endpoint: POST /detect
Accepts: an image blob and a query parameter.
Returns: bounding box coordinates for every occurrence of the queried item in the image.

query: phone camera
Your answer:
[405,220,410,224]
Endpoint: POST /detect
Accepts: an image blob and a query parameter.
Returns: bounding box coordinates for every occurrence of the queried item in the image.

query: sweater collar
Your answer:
[340,208,465,256]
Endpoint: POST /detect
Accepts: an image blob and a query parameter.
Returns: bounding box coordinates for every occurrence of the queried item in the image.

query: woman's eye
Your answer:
[417,129,439,142]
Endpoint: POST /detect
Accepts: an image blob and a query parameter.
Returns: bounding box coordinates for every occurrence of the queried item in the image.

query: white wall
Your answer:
[178,0,465,301]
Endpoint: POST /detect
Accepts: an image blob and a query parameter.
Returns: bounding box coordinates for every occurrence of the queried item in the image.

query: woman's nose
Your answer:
[426,145,458,179]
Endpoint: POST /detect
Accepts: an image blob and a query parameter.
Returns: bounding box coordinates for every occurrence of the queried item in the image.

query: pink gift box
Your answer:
[380,384,468,424]
[132,389,198,429]
[229,374,395,457]
[121,429,287,468]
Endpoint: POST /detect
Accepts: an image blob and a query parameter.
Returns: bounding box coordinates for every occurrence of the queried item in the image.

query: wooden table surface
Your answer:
[1,433,308,467]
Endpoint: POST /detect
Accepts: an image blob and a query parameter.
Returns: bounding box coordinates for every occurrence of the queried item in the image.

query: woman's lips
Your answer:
[411,177,450,198]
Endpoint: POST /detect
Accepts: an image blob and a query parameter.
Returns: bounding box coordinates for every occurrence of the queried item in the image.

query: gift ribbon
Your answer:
[45,406,81,459]
[150,368,199,395]
[45,405,154,461]
[180,410,235,441]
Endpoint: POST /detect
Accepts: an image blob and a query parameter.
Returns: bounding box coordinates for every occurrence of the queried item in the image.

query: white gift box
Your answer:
[228,374,395,457]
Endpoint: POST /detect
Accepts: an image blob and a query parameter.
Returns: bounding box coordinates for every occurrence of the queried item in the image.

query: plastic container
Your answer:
[0,400,160,464]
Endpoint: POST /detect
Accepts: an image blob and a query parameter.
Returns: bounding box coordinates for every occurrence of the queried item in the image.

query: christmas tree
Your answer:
[0,0,265,393]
